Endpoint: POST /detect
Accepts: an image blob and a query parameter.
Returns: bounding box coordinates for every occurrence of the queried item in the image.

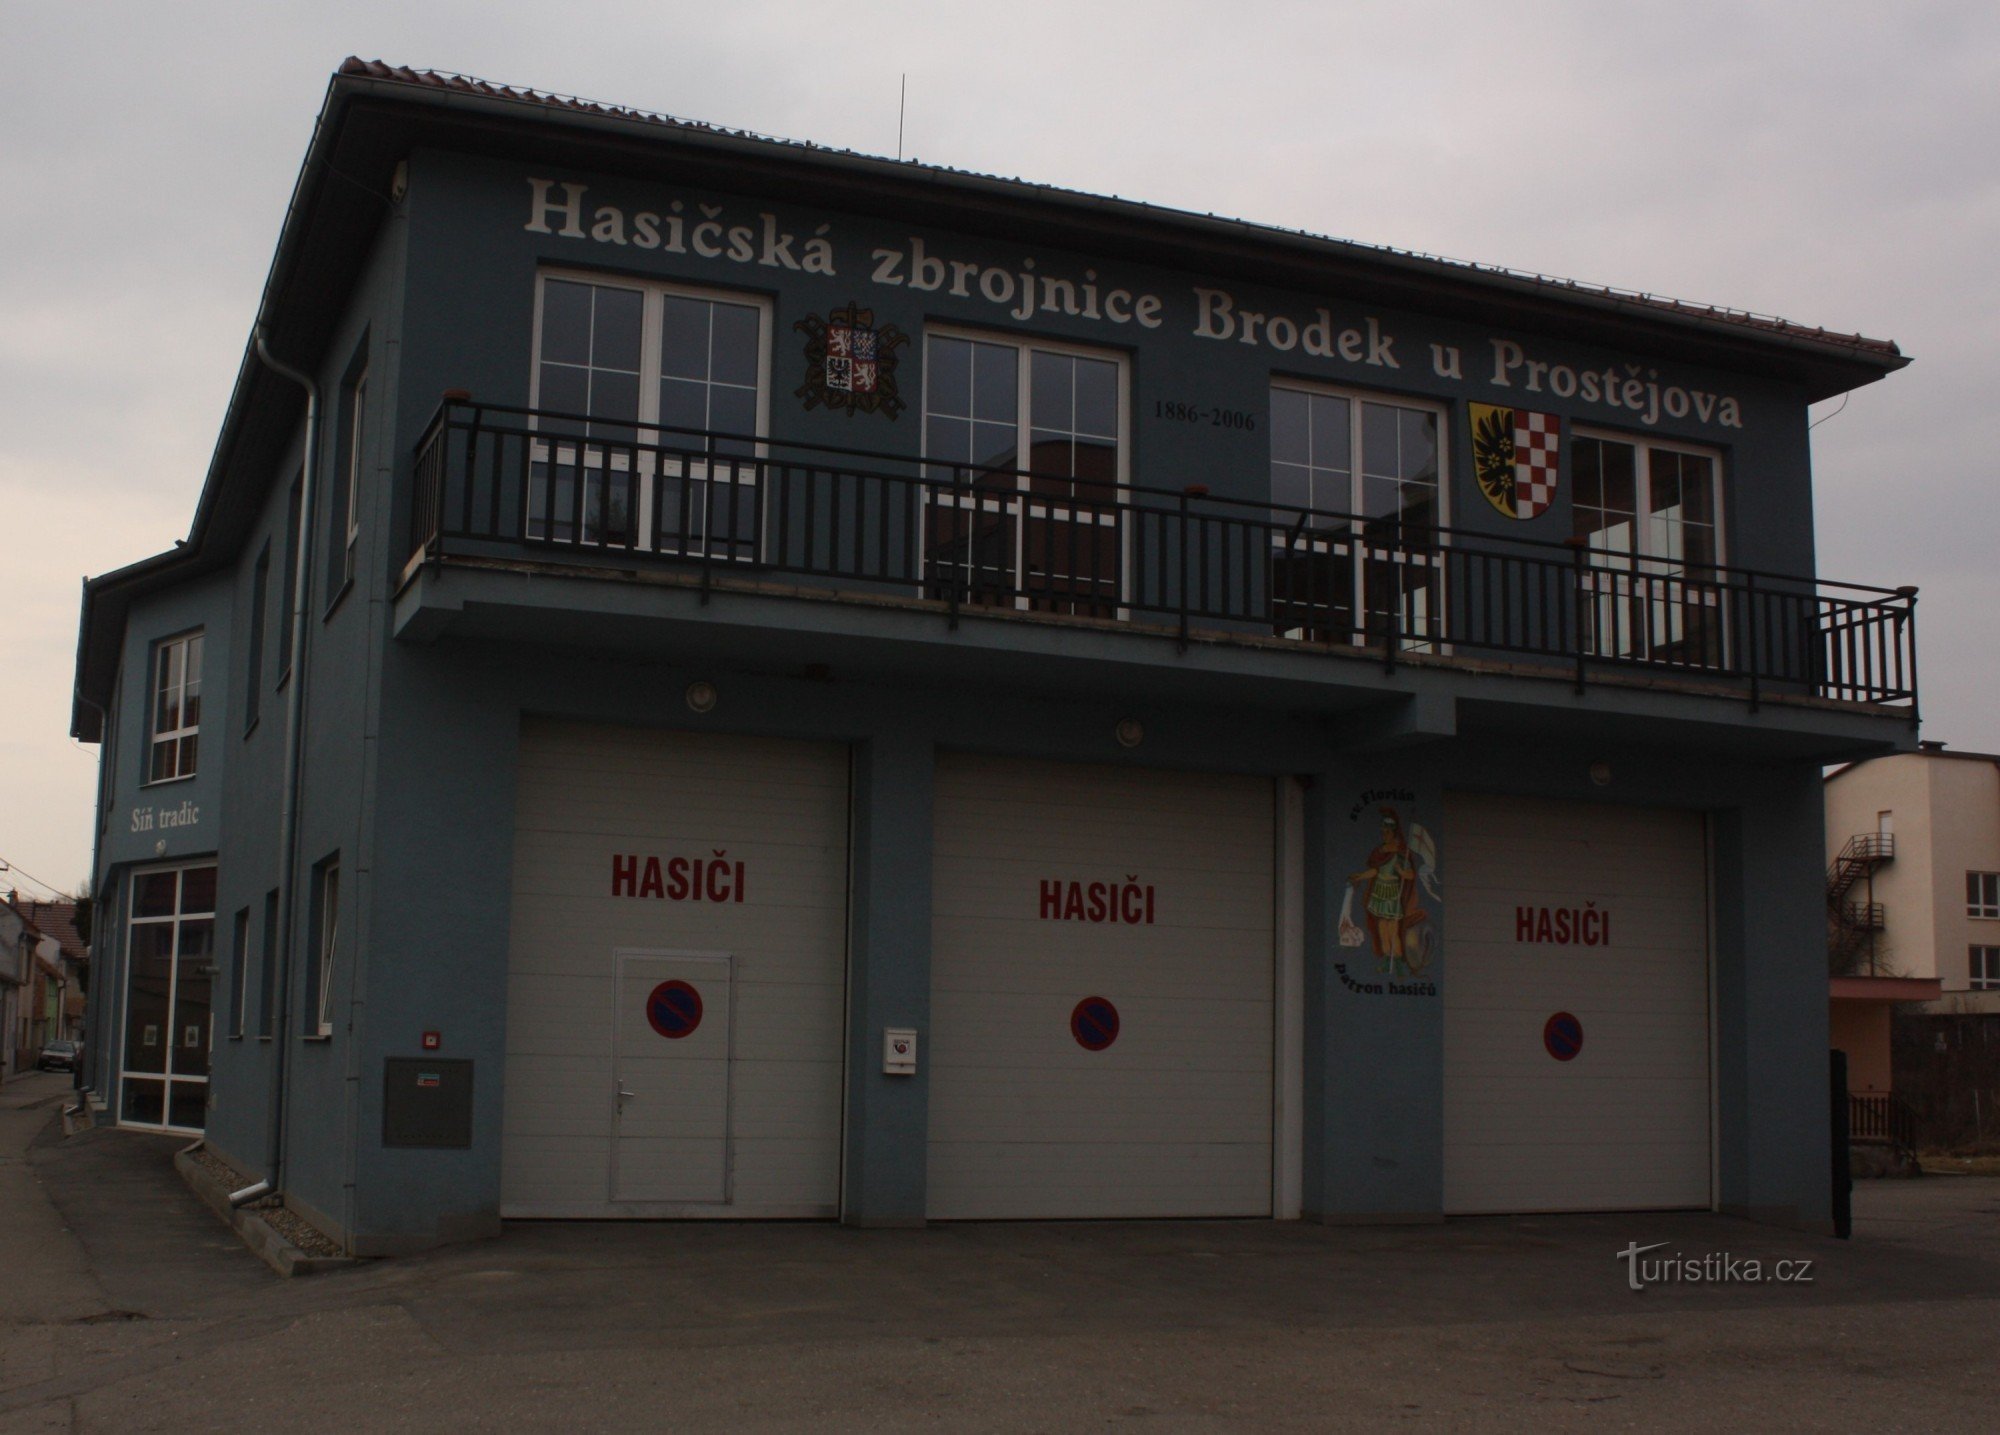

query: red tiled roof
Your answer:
[13,899,86,963]
[337,58,1903,362]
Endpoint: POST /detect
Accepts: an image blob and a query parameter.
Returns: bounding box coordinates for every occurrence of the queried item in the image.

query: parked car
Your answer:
[36,1040,80,1072]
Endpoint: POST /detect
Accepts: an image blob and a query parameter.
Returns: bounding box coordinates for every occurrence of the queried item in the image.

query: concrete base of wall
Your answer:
[842,1214,927,1229]
[174,1142,358,1277]
[1304,1211,1446,1226]
[1718,1202,1834,1237]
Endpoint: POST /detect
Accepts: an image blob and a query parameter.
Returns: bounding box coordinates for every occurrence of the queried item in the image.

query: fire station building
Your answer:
[72,60,1919,1254]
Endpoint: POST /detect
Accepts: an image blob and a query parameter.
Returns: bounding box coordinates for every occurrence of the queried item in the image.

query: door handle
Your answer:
[617,1085,637,1108]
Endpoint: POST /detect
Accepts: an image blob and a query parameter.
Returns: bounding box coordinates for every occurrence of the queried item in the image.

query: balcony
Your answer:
[404,399,1919,717]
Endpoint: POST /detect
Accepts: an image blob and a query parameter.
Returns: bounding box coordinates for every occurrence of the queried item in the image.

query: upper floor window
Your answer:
[1972,946,2000,990]
[1268,383,1443,647]
[1573,434,1722,569]
[311,856,341,1038]
[147,631,202,783]
[1572,433,1724,665]
[529,272,769,556]
[243,544,269,734]
[921,329,1125,617]
[1970,872,2000,920]
[326,347,368,611]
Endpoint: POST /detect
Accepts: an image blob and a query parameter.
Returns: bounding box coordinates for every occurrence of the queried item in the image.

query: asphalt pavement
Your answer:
[4,1070,1998,1432]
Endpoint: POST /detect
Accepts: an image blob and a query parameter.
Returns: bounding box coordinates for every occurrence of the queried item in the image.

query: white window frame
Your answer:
[1971,946,2000,991]
[1267,380,1449,651]
[920,325,1132,614]
[1969,872,2000,920]
[1572,428,1727,663]
[314,860,340,1038]
[527,269,773,558]
[343,366,367,587]
[118,861,216,1134]
[229,906,249,1041]
[146,630,203,785]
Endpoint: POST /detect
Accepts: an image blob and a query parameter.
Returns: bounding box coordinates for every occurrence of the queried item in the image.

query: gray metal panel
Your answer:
[383,1058,475,1149]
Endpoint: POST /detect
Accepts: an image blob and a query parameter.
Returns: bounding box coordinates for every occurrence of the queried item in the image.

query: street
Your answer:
[4,1070,1997,1432]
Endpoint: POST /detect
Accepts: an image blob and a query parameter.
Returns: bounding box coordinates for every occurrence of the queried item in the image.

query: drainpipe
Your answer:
[231,328,320,1209]
[71,689,111,1104]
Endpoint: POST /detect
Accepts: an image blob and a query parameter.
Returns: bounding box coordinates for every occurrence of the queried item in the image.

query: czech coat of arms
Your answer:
[794,303,910,418]
[1470,402,1561,520]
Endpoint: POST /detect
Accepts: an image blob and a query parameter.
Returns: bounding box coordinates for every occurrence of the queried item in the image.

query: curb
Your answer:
[174,1141,356,1277]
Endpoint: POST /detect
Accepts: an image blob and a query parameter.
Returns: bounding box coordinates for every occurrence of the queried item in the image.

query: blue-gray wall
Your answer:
[87,134,1853,1252]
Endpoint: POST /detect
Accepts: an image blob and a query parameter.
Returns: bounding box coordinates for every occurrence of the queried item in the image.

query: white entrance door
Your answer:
[928,755,1276,1219]
[1444,792,1711,1213]
[613,952,731,1204]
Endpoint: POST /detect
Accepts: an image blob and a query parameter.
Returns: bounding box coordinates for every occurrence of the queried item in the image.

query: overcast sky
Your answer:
[2,0,1995,899]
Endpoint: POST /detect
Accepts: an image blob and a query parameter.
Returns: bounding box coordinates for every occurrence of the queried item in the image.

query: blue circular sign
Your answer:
[1544,1011,1583,1062]
[647,980,703,1039]
[1071,996,1120,1051]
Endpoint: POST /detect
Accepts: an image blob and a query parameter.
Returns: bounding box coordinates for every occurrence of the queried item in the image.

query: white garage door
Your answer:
[1444,792,1711,1214]
[502,720,848,1218]
[929,755,1275,1219]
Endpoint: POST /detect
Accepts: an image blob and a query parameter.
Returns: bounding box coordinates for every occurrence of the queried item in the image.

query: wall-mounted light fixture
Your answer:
[686,681,718,714]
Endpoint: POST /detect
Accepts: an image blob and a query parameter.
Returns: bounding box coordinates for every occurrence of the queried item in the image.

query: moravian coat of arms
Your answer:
[1470,401,1561,520]
[794,303,910,418]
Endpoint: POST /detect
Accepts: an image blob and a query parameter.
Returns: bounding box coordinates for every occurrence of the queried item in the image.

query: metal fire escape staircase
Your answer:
[1827,832,1893,935]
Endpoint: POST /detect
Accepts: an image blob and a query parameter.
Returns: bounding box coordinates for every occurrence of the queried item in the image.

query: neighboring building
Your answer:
[1825,745,1999,1149]
[0,898,26,1075]
[2,894,85,1071]
[1825,746,2000,1012]
[72,60,1922,1254]
[15,899,88,1044]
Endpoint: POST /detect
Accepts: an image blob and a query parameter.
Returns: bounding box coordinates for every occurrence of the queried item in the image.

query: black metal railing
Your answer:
[1828,832,1897,904]
[408,399,1921,712]
[1848,1092,1917,1151]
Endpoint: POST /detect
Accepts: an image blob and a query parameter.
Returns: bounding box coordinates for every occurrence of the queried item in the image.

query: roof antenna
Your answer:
[897,73,907,162]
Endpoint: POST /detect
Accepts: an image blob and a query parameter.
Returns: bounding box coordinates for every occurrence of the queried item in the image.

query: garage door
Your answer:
[502,720,848,1218]
[929,755,1275,1219]
[1444,792,1710,1214]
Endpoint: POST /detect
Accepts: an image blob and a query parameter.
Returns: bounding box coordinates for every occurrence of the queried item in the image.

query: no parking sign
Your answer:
[1543,1011,1583,1062]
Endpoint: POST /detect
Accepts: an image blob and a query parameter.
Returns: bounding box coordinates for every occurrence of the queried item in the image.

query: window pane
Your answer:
[172,920,214,1079]
[1027,429,1074,480]
[540,280,592,365]
[1029,352,1071,436]
[659,296,710,380]
[1597,440,1637,514]
[591,369,640,432]
[538,362,588,419]
[926,414,971,466]
[709,384,756,442]
[167,1083,208,1130]
[1272,461,1311,512]
[1073,358,1117,439]
[927,337,970,418]
[971,343,1017,426]
[181,865,217,914]
[971,420,1017,474]
[1309,395,1351,480]
[121,1078,165,1126]
[135,870,179,918]
[1360,403,1400,479]
[710,303,761,388]
[1573,436,1604,512]
[1398,409,1439,485]
[125,924,174,1073]
[660,377,708,434]
[1270,389,1309,467]
[592,286,644,371]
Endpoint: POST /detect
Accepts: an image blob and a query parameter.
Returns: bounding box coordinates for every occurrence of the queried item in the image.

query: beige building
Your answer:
[1825,745,2000,1014]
